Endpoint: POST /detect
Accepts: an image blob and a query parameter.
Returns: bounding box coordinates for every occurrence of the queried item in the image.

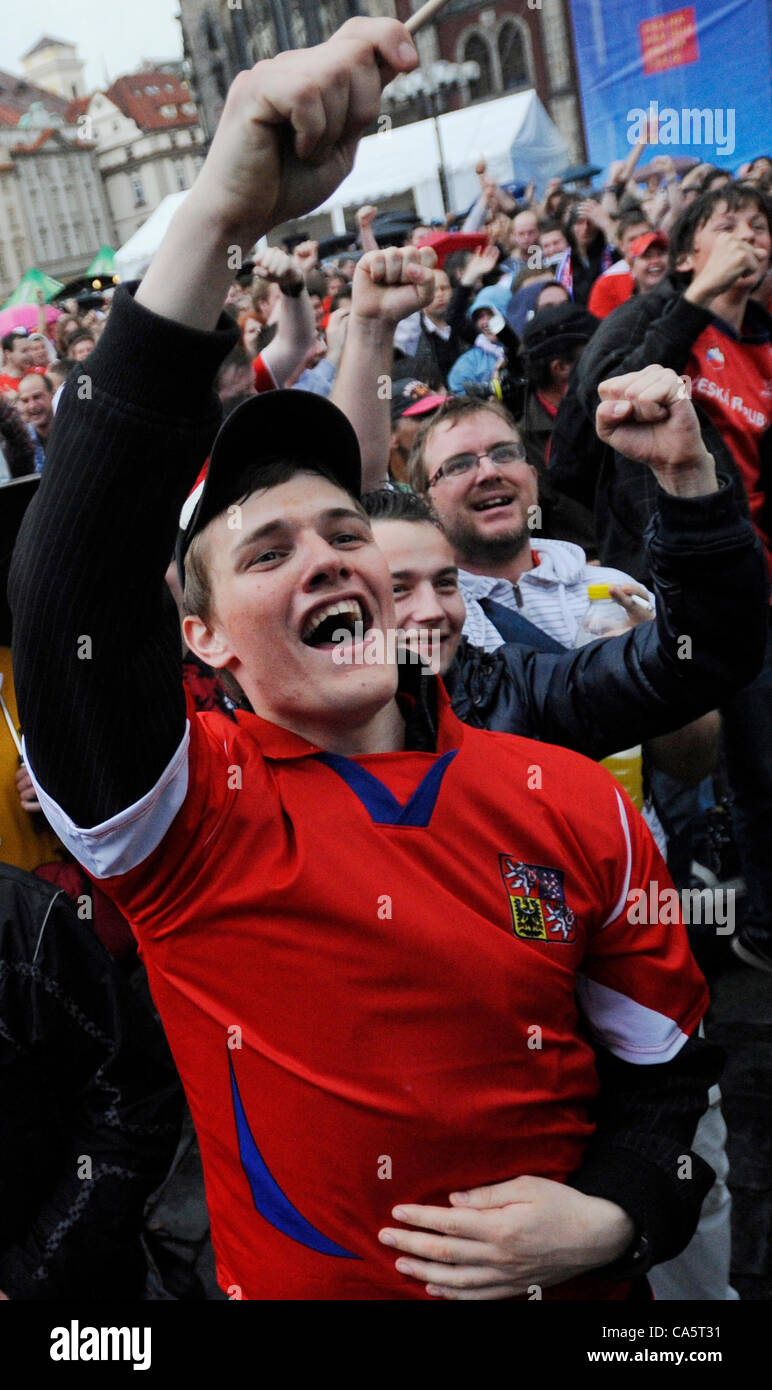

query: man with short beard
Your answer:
[406,394,647,653]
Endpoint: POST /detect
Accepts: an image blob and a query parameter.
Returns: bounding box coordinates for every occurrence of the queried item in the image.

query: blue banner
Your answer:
[569,0,772,175]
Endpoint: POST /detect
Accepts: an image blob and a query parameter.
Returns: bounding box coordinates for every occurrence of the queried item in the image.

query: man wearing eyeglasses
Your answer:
[407,394,647,652]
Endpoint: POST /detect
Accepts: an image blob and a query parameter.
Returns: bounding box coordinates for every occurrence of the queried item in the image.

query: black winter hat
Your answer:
[520,304,598,362]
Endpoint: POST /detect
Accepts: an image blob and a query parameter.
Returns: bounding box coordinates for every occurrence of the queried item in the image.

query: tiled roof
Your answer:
[65,94,92,122]
[0,68,69,118]
[10,128,92,155]
[106,70,198,131]
[10,128,57,153]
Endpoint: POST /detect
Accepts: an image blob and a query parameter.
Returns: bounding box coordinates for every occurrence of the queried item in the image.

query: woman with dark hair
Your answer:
[541,178,566,220]
[563,201,615,307]
[0,395,35,480]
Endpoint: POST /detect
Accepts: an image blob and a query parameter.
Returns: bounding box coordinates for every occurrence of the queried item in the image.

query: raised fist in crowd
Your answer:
[252,246,305,291]
[350,245,437,327]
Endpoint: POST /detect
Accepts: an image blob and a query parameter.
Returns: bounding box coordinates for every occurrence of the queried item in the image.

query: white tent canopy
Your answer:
[114,191,189,281]
[314,90,569,229]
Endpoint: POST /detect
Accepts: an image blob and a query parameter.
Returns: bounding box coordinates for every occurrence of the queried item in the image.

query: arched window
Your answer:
[498,21,529,91]
[462,33,494,100]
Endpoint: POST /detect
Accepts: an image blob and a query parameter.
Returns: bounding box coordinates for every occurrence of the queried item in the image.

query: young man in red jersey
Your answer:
[11,18,721,1301]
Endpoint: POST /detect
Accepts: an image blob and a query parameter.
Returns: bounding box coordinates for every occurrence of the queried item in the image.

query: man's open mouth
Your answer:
[472,495,515,512]
[301,598,371,648]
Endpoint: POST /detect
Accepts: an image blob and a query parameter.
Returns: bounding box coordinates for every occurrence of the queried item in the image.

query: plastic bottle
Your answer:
[576,583,644,808]
[578,582,628,640]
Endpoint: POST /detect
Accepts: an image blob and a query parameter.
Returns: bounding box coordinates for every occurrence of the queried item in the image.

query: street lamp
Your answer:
[382,59,480,217]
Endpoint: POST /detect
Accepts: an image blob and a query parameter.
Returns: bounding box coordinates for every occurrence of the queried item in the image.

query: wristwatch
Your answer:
[280,280,305,297]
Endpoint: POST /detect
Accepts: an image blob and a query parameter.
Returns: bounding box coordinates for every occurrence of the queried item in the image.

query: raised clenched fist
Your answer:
[351,245,437,326]
[252,245,304,290]
[187,19,419,243]
[596,364,717,494]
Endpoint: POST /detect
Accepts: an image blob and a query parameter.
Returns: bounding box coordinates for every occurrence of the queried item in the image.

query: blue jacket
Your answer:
[447,344,500,392]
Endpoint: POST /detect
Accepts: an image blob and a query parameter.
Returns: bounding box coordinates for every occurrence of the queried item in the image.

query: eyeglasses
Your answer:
[427,442,528,487]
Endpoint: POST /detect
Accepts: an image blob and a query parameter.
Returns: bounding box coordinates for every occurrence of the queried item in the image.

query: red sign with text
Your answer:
[640,6,700,74]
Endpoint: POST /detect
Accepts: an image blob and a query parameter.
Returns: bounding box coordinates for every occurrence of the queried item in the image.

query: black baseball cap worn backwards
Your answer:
[176,389,362,586]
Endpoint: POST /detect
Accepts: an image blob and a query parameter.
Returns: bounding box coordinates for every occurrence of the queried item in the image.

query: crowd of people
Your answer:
[1,14,771,1304]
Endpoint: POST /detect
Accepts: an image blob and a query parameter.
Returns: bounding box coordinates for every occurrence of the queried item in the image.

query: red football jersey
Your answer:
[587,269,635,320]
[686,320,772,584]
[252,354,276,394]
[30,685,708,1300]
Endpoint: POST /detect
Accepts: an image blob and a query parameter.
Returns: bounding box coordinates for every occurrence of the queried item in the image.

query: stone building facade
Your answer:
[69,72,207,245]
[178,1,584,159]
[392,0,584,161]
[4,107,116,286]
[177,1,389,141]
[0,86,115,298]
[19,36,87,103]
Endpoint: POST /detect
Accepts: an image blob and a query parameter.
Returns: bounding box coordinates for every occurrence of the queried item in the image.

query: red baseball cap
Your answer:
[628,231,669,259]
[413,231,489,268]
[402,393,448,418]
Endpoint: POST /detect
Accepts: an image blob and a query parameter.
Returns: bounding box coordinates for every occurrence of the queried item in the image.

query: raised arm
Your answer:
[600,133,647,217]
[355,204,380,253]
[9,18,420,827]
[251,245,316,387]
[331,245,436,490]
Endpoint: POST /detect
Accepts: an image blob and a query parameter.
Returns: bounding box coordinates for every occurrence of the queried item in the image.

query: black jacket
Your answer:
[0,865,183,1299]
[573,273,772,582]
[445,479,768,757]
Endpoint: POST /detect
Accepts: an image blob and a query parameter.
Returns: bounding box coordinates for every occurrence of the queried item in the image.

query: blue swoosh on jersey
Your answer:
[229,1054,359,1258]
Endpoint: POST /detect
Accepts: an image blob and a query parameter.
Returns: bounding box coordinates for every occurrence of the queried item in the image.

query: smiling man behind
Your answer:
[406,393,645,654]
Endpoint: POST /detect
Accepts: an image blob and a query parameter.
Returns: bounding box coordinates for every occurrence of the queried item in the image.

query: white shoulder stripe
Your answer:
[599,788,632,929]
[23,723,191,880]
[576,975,690,1064]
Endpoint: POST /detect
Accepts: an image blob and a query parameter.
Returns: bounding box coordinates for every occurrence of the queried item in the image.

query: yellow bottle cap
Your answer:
[587,583,612,600]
